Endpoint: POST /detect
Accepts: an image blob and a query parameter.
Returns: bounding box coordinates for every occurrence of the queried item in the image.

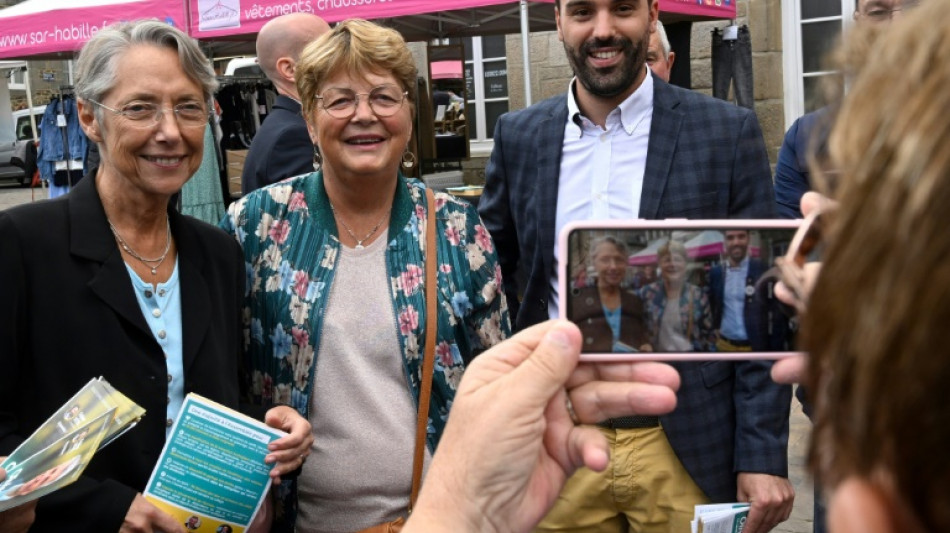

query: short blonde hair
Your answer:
[296,19,417,120]
[656,240,687,262]
[804,2,950,530]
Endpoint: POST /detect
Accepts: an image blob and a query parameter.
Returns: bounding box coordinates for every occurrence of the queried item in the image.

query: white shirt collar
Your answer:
[565,66,654,137]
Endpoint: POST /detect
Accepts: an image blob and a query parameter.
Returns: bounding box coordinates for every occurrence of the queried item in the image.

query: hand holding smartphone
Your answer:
[559,220,802,361]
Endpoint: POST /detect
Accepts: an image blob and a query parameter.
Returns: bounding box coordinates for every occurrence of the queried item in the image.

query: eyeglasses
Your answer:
[315,85,408,119]
[861,0,919,21]
[776,207,828,314]
[88,99,210,129]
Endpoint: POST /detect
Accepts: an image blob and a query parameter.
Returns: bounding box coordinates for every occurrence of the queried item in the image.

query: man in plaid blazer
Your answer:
[478,1,792,531]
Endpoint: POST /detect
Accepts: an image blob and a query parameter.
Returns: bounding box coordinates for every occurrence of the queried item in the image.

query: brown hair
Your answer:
[803,1,950,529]
[656,240,687,263]
[296,18,417,121]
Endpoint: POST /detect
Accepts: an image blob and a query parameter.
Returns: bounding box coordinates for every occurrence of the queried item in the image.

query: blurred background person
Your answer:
[646,20,676,82]
[0,21,310,533]
[241,13,330,195]
[639,240,716,352]
[222,19,509,532]
[572,236,651,352]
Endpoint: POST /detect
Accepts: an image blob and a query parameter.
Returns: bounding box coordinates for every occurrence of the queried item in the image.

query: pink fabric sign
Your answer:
[0,0,188,60]
[659,0,736,19]
[189,0,555,39]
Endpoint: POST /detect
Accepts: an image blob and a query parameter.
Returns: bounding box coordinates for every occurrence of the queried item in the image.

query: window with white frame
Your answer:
[782,0,856,126]
[459,35,508,141]
[7,67,25,91]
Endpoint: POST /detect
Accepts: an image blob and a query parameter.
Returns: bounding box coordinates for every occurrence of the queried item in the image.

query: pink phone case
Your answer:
[557,219,804,361]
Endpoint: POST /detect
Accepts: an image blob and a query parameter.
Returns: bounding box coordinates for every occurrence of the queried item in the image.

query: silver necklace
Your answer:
[108,217,172,275]
[329,202,390,249]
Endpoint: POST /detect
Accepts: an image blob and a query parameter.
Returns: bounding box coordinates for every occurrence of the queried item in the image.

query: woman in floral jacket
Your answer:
[637,240,716,353]
[221,19,509,533]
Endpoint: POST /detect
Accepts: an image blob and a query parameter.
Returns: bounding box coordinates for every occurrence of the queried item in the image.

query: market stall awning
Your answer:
[660,0,736,22]
[189,0,556,49]
[0,0,188,60]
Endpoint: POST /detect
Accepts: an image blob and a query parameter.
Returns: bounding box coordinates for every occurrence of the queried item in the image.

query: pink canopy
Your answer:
[0,0,188,60]
[189,0,555,41]
[660,0,736,19]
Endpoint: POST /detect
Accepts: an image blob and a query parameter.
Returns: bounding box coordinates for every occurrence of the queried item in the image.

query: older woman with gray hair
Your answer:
[222,18,509,532]
[0,20,311,532]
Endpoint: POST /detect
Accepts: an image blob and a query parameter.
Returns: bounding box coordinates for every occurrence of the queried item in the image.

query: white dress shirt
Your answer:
[549,70,654,319]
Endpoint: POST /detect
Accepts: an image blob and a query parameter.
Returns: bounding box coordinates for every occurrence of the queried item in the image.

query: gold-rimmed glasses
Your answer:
[315,84,408,119]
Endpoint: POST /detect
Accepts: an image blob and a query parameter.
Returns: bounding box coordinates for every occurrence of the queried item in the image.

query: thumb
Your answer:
[507,320,581,407]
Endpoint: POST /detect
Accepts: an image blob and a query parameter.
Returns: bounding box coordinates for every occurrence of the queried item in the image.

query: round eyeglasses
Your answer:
[315,85,408,119]
[88,99,210,129]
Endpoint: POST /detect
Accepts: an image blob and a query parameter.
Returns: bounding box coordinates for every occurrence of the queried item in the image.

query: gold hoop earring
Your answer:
[313,147,322,172]
[401,148,416,170]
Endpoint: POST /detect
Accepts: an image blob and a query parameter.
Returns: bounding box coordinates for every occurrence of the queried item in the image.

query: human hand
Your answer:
[263,405,313,482]
[119,493,185,533]
[0,465,36,533]
[737,472,795,533]
[404,320,680,533]
[771,191,832,385]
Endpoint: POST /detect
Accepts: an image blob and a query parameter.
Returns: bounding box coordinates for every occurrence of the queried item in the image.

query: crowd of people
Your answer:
[1,0,947,532]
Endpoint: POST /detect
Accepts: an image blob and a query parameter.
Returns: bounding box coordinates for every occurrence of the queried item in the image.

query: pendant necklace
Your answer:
[108,217,172,275]
[329,202,390,249]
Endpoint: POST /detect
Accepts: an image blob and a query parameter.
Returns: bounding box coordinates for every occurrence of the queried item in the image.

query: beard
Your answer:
[563,32,649,98]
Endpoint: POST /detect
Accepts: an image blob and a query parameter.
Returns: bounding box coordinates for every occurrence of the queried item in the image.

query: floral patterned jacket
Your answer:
[221,172,510,531]
[637,281,717,353]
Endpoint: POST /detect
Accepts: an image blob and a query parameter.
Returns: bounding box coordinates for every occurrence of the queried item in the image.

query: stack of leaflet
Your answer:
[0,378,144,511]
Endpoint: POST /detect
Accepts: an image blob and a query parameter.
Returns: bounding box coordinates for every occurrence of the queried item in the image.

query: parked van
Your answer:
[13,105,45,141]
[224,57,263,77]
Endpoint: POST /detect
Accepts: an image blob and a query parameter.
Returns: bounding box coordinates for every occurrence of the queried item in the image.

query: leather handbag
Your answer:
[355,188,438,533]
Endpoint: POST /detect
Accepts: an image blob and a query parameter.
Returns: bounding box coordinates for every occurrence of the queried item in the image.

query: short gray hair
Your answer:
[655,20,671,57]
[589,236,629,264]
[75,20,217,121]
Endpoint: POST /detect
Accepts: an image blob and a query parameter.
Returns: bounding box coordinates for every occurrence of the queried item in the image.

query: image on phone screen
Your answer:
[560,220,801,360]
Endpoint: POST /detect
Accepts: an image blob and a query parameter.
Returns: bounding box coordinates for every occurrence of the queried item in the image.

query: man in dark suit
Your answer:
[241,13,329,195]
[708,230,769,352]
[479,1,792,531]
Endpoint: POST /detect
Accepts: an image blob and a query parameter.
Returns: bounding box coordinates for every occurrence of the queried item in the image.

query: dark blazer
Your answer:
[0,173,245,532]
[572,286,649,352]
[708,257,769,335]
[241,94,313,195]
[479,74,788,503]
[774,107,831,219]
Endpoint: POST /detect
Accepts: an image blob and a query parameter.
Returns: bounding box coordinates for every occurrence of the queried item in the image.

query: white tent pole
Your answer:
[23,65,37,143]
[520,0,532,107]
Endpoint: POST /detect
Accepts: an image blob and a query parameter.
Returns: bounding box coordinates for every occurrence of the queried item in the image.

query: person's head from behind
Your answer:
[646,19,675,82]
[589,236,628,290]
[74,20,217,196]
[854,0,919,25]
[554,0,659,103]
[256,13,330,98]
[656,240,687,285]
[802,2,950,531]
[297,19,417,180]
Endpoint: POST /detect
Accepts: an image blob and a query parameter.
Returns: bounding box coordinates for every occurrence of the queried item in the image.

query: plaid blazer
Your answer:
[479,73,789,502]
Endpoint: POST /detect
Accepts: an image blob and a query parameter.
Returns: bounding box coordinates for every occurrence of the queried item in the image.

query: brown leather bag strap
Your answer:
[409,188,438,511]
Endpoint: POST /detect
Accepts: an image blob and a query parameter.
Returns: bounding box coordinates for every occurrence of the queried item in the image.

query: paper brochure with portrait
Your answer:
[558,220,802,361]
[143,394,285,533]
[0,377,145,511]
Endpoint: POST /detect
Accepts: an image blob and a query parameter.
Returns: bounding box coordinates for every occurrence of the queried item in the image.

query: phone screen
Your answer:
[561,221,800,359]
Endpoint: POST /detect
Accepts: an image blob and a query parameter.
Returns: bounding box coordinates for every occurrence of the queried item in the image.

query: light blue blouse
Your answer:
[124,260,184,440]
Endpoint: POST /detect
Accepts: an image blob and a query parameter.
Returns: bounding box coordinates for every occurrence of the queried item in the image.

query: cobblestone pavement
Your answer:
[0,183,818,532]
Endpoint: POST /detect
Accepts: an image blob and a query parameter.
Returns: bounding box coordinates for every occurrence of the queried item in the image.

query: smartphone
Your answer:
[558,220,802,361]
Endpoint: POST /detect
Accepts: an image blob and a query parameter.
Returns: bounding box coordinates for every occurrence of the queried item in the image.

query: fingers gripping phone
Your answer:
[558,220,802,361]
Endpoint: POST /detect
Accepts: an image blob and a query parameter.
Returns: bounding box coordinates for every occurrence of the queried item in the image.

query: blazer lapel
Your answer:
[640,75,683,219]
[536,100,569,284]
[69,175,154,340]
[171,213,212,374]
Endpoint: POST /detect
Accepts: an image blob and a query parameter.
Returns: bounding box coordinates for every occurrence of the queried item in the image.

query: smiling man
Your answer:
[479,0,792,531]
